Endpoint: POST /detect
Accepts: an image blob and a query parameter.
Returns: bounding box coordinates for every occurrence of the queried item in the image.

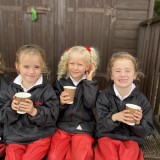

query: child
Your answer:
[0,53,10,158]
[47,46,99,160]
[94,52,154,160]
[0,45,59,160]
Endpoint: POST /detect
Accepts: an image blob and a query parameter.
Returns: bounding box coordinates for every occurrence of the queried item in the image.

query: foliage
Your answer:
[154,0,160,17]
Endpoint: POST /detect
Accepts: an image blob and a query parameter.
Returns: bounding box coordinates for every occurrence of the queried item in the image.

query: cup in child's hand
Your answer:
[15,92,31,114]
[125,103,141,126]
[63,86,76,104]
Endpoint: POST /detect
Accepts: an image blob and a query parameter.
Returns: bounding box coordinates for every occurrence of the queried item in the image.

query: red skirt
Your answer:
[5,137,51,160]
[47,129,94,160]
[94,137,144,160]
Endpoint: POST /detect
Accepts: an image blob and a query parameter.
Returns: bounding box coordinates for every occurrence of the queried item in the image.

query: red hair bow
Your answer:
[86,46,91,52]
[66,48,70,51]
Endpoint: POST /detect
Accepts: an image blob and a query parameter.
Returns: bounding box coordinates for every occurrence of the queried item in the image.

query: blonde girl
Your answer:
[0,45,59,160]
[47,46,99,160]
[94,52,154,160]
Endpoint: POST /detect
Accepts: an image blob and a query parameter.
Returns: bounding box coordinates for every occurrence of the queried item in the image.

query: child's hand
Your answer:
[18,99,37,116]
[11,96,19,111]
[112,110,134,125]
[133,109,142,124]
[60,91,71,105]
[86,64,95,81]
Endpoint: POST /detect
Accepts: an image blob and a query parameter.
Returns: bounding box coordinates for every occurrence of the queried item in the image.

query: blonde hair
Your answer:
[0,53,6,75]
[16,44,50,80]
[57,46,99,80]
[107,52,144,81]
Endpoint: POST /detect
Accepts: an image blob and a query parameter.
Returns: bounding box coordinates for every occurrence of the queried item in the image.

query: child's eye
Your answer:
[115,70,120,73]
[23,65,29,68]
[126,70,131,72]
[35,66,40,69]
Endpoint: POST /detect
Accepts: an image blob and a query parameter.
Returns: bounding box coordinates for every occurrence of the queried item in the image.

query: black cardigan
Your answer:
[0,77,59,144]
[53,77,98,136]
[96,84,154,145]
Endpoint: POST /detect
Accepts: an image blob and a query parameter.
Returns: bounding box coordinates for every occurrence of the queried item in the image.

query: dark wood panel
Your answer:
[114,29,138,39]
[113,48,136,55]
[137,18,160,118]
[155,74,160,116]
[65,1,113,74]
[149,26,160,112]
[114,39,137,49]
[115,20,142,30]
[0,10,23,69]
[142,25,155,99]
[116,0,149,10]
[117,10,148,20]
[0,0,155,89]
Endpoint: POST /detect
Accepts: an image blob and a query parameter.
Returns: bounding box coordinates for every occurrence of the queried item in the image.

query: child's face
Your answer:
[68,54,89,81]
[111,59,136,89]
[16,54,43,88]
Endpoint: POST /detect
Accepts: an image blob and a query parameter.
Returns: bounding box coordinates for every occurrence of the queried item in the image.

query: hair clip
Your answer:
[86,46,91,52]
[66,48,70,52]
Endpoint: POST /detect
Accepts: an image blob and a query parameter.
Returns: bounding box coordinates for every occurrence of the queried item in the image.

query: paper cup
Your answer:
[64,86,76,104]
[126,103,141,126]
[15,92,31,114]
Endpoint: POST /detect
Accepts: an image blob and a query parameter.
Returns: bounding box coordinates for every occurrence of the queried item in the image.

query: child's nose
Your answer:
[120,71,126,76]
[29,68,35,73]
[73,65,78,70]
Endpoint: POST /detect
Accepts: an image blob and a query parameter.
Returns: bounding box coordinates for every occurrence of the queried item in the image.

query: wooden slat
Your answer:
[150,26,160,111]
[137,18,160,120]
[116,0,149,10]
[117,10,148,20]
[140,17,160,26]
[137,26,150,93]
[114,29,137,39]
[113,48,136,55]
[114,39,137,49]
[115,20,142,30]
[154,74,160,116]
[0,6,21,11]
[143,25,155,100]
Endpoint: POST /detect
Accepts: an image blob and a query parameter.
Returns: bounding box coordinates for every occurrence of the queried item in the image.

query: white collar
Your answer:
[69,74,86,86]
[14,74,43,92]
[113,83,136,100]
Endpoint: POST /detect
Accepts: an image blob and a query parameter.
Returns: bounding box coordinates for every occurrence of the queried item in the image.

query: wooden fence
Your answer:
[137,17,160,128]
[0,0,154,91]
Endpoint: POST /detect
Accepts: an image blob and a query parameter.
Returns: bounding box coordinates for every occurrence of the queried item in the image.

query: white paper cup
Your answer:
[64,86,76,104]
[15,92,31,114]
[126,103,141,126]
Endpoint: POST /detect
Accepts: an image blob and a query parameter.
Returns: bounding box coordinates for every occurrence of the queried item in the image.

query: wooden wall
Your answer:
[137,17,160,122]
[113,0,155,54]
[0,0,155,90]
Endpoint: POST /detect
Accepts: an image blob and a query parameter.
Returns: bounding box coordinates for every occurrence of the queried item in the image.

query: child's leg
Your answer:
[94,137,119,160]
[0,143,6,158]
[47,129,71,160]
[68,134,94,160]
[5,144,26,160]
[22,136,51,160]
[94,137,144,160]
[120,140,144,160]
